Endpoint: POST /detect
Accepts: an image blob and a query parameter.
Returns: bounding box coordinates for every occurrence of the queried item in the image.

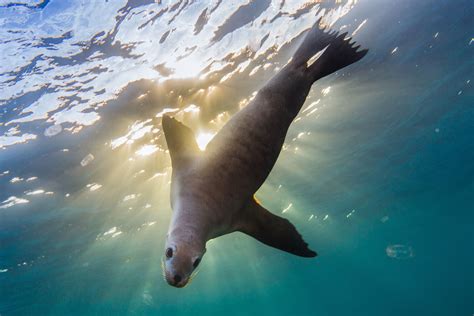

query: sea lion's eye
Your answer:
[165,247,173,259]
[193,258,201,268]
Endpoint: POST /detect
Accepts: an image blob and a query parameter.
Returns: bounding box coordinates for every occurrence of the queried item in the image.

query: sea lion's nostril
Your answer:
[174,274,182,284]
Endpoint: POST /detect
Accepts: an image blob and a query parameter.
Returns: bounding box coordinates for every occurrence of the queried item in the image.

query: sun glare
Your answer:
[195,132,215,151]
[135,144,159,156]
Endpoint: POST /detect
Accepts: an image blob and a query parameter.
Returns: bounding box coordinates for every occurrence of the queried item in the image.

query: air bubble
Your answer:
[44,124,62,137]
[386,244,414,259]
[80,153,94,167]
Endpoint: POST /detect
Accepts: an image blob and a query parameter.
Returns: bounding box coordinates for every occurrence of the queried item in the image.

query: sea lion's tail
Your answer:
[292,19,368,81]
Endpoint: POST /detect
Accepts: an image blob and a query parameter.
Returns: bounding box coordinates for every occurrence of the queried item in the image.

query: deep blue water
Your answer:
[0,0,473,315]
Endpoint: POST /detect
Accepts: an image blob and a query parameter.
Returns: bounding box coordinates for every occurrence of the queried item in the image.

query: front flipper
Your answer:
[236,198,317,258]
[162,115,200,170]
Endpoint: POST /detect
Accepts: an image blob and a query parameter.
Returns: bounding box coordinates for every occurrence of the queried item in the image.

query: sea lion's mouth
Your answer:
[163,268,190,288]
[165,275,189,288]
[172,281,187,288]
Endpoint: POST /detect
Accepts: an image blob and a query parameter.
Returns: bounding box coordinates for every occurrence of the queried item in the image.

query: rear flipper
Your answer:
[292,19,368,82]
[236,198,317,258]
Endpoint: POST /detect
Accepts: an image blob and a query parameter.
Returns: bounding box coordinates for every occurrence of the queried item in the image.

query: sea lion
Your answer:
[162,20,367,288]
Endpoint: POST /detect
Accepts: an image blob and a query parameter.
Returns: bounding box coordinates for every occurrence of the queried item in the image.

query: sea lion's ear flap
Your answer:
[162,115,200,169]
[236,198,317,258]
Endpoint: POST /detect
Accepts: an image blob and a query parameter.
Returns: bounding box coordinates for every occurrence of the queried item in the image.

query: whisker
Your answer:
[161,258,167,281]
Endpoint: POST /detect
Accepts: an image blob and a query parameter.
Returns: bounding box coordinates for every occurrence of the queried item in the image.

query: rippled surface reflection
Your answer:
[0,0,472,315]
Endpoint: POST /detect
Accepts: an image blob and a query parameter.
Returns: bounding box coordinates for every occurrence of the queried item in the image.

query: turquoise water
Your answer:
[0,0,473,315]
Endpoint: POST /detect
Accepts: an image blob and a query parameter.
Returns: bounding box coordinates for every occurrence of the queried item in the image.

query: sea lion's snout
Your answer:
[163,239,204,288]
[165,272,188,288]
[163,250,191,288]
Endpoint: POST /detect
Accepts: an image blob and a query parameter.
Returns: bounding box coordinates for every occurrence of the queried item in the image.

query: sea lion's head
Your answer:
[163,230,206,288]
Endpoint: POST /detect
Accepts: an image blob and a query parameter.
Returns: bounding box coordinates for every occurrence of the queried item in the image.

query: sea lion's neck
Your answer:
[169,207,211,245]
[168,226,207,249]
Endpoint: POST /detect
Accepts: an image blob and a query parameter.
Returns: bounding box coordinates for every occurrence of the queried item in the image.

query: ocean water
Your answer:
[0,0,473,315]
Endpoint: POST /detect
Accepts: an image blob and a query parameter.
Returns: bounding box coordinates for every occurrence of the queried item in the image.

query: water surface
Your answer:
[0,0,473,315]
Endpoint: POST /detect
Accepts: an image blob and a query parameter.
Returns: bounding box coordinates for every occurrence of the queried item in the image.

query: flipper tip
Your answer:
[306,249,318,258]
[298,243,318,258]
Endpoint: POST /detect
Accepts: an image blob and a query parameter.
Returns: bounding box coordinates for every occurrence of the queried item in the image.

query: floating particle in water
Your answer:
[302,100,320,113]
[135,144,159,156]
[137,93,148,100]
[435,128,440,133]
[457,90,462,95]
[434,32,439,38]
[87,183,102,191]
[80,153,94,167]
[100,227,123,239]
[305,108,318,117]
[249,65,261,76]
[10,176,23,183]
[156,107,179,118]
[386,244,414,259]
[103,227,118,236]
[282,203,293,213]
[26,176,38,182]
[352,19,367,36]
[308,214,314,221]
[391,47,398,54]
[321,86,331,96]
[25,189,45,196]
[183,104,200,113]
[381,216,389,223]
[0,268,8,273]
[123,194,137,202]
[323,214,329,221]
[44,124,62,137]
[346,209,356,218]
[0,196,29,209]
